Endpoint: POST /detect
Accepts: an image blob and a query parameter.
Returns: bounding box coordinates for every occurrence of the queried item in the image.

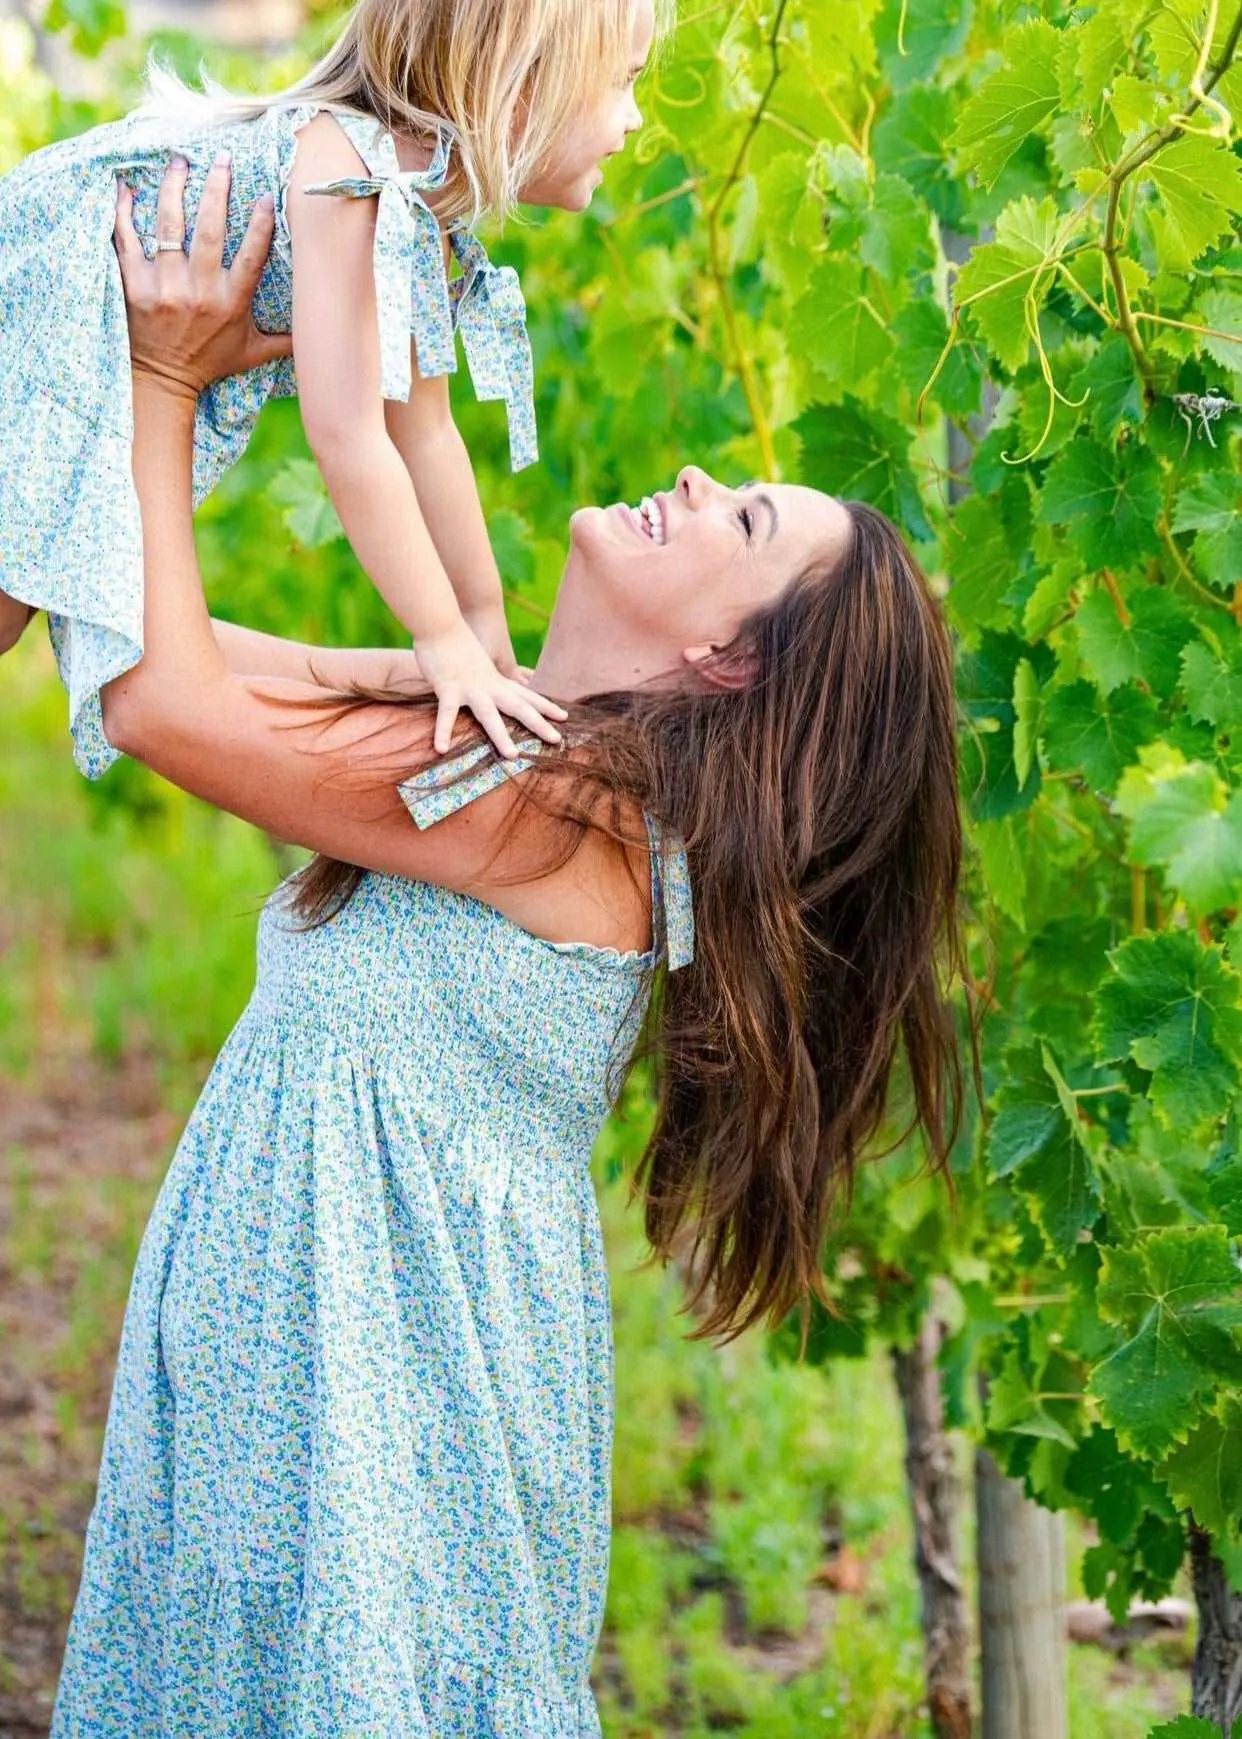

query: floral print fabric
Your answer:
[0,103,537,779]
[51,747,696,1736]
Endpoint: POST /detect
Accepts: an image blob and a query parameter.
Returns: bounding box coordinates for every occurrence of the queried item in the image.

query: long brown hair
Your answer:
[291,501,975,1341]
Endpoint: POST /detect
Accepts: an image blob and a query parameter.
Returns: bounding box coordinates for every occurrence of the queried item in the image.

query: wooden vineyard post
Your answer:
[890,1305,973,1739]
[975,1448,1067,1739]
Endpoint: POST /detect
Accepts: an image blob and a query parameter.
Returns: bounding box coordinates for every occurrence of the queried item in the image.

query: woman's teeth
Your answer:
[638,496,666,545]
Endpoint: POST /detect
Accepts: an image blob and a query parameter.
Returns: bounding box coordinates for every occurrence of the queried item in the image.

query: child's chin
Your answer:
[557,180,596,213]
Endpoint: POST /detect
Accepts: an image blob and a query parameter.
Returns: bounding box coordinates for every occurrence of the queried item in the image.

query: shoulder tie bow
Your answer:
[304,120,538,472]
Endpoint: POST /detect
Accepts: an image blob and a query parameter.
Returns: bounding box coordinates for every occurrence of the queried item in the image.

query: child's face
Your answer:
[518,0,655,211]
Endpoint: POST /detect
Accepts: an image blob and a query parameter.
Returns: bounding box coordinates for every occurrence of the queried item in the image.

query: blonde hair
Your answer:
[142,0,671,224]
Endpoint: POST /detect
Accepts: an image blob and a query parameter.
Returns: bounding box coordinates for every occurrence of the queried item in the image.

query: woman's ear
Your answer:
[681,642,757,691]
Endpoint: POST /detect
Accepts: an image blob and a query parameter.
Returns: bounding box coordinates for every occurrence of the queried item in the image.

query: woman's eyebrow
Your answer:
[740,483,779,542]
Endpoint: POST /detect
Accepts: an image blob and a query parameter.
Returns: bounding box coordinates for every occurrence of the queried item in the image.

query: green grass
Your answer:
[0,642,1194,1735]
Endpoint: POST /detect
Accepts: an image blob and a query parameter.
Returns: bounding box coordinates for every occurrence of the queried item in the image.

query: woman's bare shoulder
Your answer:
[432,769,655,957]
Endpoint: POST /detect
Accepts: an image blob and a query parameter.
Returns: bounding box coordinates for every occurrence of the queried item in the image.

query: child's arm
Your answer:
[285,114,562,757]
[384,376,517,675]
[211,617,428,691]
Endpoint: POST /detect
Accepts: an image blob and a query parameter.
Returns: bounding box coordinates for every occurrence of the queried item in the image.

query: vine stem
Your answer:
[704,0,791,479]
[1102,0,1242,392]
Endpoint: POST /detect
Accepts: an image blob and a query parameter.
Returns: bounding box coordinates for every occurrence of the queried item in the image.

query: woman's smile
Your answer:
[612,491,669,545]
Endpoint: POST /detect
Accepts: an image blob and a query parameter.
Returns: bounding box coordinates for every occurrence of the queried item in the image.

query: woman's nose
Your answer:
[677,464,712,506]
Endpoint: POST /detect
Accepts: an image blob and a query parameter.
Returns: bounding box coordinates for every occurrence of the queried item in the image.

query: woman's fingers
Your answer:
[234,191,277,288]
[246,327,295,370]
[190,152,230,264]
[112,181,147,282]
[154,154,189,252]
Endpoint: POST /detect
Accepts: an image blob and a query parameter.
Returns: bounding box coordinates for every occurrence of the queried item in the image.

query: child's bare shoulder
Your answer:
[286,109,371,192]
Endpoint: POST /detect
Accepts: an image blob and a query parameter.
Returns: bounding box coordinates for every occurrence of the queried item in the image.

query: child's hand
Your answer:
[463,600,521,678]
[416,620,569,759]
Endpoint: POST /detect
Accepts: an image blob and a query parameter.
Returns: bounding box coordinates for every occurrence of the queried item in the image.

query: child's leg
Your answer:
[0,586,36,655]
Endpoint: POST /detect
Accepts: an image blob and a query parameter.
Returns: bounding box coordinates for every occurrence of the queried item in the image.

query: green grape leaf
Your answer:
[958,632,1042,820]
[1070,4,1128,115]
[872,85,963,224]
[1063,1428,1144,1545]
[1041,679,1157,791]
[953,19,1062,189]
[1147,136,1242,273]
[1193,288,1242,379]
[794,399,931,540]
[1180,642,1242,733]
[1089,1227,1242,1459]
[1070,334,1145,439]
[790,257,894,388]
[955,196,1058,374]
[756,152,825,299]
[1092,932,1242,1132]
[860,173,935,281]
[1116,745,1242,915]
[889,301,983,419]
[1013,657,1040,789]
[1148,1720,1241,1739]
[943,494,1022,638]
[985,1345,1078,1449]
[1109,73,1163,135]
[1172,473,1242,594]
[975,814,1029,929]
[1040,441,1162,570]
[1207,1145,1242,1235]
[1074,585,1193,699]
[1160,1395,1242,1541]
[268,460,345,549]
[986,1044,1100,1256]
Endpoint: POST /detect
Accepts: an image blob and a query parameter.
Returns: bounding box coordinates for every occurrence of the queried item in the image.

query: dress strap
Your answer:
[302,113,538,472]
[397,743,695,970]
[643,813,697,972]
[397,738,540,830]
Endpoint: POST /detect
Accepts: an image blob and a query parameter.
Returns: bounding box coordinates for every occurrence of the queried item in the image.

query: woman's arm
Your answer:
[104,161,648,953]
[0,587,35,655]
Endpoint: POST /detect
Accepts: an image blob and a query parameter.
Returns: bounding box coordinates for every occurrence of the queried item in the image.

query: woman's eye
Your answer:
[738,506,754,540]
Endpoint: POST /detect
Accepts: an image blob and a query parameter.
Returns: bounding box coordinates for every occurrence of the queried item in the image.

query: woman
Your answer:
[49,163,969,1735]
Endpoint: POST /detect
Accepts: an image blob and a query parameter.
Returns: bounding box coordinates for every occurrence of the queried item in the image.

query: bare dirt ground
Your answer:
[0,1053,179,1738]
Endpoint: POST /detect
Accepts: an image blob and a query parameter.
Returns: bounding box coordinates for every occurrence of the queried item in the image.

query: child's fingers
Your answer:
[154,154,190,252]
[191,151,231,265]
[433,696,460,757]
[475,705,519,761]
[503,696,563,746]
[513,682,569,721]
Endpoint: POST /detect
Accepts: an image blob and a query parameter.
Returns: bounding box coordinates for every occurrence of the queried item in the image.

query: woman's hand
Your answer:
[113,153,293,400]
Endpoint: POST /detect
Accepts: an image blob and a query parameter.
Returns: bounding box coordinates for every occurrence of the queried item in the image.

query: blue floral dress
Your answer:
[0,104,537,779]
[50,742,696,1738]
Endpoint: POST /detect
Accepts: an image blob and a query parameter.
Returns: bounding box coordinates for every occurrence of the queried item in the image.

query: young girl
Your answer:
[0,0,657,769]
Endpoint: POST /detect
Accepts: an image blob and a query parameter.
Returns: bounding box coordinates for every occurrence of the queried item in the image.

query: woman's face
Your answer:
[555,466,854,679]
